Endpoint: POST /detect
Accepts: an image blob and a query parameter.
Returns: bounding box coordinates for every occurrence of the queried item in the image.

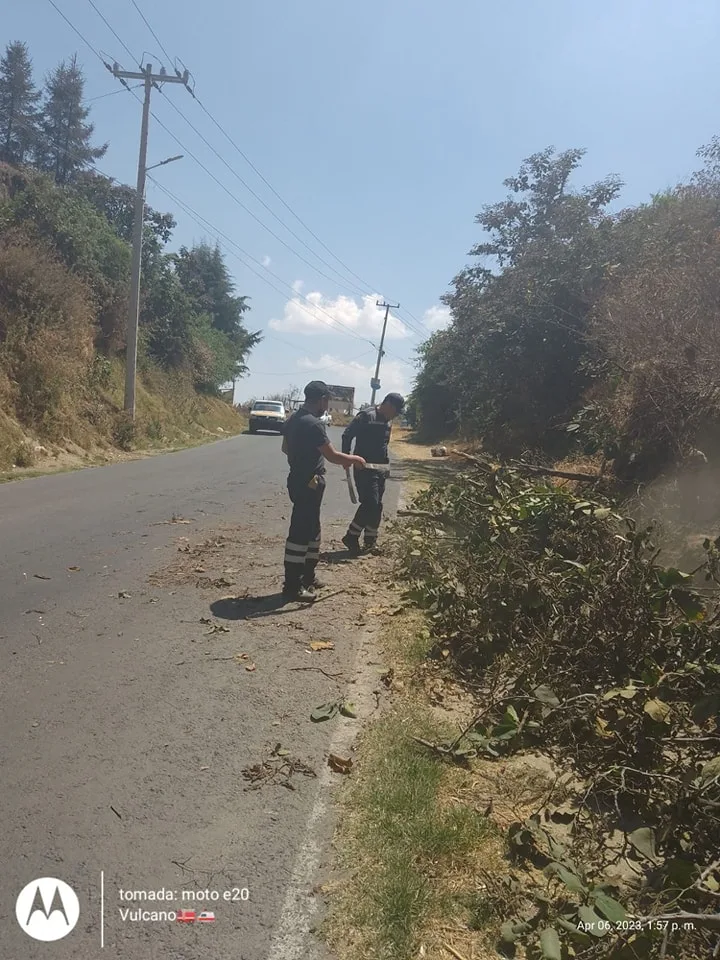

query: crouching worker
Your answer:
[341,392,404,554]
[281,381,366,602]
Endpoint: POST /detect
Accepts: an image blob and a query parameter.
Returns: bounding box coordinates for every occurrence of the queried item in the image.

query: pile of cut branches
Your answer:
[397,459,720,958]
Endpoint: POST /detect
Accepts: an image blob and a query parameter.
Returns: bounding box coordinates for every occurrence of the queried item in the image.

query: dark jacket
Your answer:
[342,407,391,464]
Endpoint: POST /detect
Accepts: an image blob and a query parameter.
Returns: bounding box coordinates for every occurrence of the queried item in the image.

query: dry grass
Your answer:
[324,604,516,960]
[0,357,247,481]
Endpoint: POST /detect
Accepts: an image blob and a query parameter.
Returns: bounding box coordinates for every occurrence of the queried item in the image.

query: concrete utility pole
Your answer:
[112,62,190,418]
[370,300,399,406]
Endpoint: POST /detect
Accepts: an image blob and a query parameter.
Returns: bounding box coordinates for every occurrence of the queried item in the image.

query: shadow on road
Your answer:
[210,593,296,620]
[320,549,357,565]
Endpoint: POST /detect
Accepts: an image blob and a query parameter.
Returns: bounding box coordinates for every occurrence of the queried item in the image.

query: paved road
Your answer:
[0,430,400,960]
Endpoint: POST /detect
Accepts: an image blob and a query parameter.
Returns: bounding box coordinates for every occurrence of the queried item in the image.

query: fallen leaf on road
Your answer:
[200,766,209,771]
[206,623,230,634]
[272,744,291,758]
[340,702,358,719]
[199,617,212,624]
[67,566,81,572]
[245,663,256,672]
[311,701,340,723]
[178,544,191,553]
[118,591,132,599]
[309,641,335,652]
[153,516,194,526]
[33,574,52,580]
[328,754,353,774]
[194,566,206,573]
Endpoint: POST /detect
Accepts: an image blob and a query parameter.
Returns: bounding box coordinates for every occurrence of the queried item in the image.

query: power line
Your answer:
[45,0,418,369]
[78,0,428,341]
[86,0,139,66]
[147,175,383,349]
[122,0,433,338]
[10,114,385,380]
[129,0,175,67]
[157,92,372,299]
[46,0,109,65]
[48,0,431,346]
[85,84,141,102]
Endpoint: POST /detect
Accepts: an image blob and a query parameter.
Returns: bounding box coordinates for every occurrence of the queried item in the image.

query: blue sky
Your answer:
[7,0,720,405]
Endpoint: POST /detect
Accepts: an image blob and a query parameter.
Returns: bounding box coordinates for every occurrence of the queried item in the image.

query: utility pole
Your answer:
[112,62,190,418]
[370,300,399,406]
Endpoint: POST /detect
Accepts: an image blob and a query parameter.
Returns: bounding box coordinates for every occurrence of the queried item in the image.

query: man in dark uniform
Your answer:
[281,381,366,602]
[341,392,404,554]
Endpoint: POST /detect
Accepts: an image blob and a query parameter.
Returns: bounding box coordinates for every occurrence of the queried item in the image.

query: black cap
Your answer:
[304,380,331,400]
[383,392,405,411]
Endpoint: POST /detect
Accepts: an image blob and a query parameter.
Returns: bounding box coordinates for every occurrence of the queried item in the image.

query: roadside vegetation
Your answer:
[0,41,258,470]
[330,139,720,959]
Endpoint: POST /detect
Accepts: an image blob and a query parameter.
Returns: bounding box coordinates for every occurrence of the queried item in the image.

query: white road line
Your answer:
[266,631,379,960]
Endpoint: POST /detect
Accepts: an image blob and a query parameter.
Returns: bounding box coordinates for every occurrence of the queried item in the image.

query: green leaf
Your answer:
[672,589,706,621]
[577,905,607,937]
[643,698,671,723]
[628,826,656,860]
[656,567,691,588]
[701,757,720,784]
[592,890,626,922]
[534,684,560,707]
[539,926,562,959]
[546,861,587,894]
[340,701,358,719]
[311,701,340,723]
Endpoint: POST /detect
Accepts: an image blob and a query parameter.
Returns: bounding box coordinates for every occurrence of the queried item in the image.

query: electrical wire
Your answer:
[129,0,175,67]
[57,0,426,344]
[86,0,140,67]
[123,0,434,339]
[45,0,419,372]
[147,175,388,349]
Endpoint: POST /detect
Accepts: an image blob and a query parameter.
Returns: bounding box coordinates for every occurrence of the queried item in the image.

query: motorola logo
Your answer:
[15,878,80,941]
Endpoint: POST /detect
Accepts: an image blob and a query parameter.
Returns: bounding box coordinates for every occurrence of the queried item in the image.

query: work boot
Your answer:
[364,539,381,555]
[303,561,325,591]
[282,583,316,604]
[342,533,361,556]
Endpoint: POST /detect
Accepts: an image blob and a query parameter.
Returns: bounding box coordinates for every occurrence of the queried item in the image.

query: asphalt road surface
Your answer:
[0,430,401,960]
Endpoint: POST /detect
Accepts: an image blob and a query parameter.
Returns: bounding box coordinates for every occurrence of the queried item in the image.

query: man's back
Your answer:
[284,407,328,484]
[342,408,391,464]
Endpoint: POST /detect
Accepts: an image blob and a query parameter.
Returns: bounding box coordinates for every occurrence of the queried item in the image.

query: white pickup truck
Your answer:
[248,400,287,434]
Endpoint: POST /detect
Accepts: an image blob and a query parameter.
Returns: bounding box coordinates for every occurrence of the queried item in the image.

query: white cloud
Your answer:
[262,255,272,267]
[271,291,409,340]
[291,279,304,294]
[423,304,452,332]
[296,353,411,403]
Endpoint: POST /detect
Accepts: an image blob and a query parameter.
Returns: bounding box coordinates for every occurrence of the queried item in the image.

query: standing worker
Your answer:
[282,381,366,603]
[341,392,405,554]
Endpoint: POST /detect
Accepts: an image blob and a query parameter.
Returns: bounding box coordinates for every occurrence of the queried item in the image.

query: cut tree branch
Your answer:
[510,460,601,482]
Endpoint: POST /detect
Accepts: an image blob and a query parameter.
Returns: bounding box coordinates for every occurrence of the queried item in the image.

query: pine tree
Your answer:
[0,41,41,166]
[37,54,107,184]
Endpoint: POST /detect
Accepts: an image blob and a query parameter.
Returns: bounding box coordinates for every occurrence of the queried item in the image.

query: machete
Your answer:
[345,468,357,504]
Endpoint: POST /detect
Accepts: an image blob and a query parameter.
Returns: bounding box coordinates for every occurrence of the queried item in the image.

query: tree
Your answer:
[174,242,261,383]
[414,147,622,453]
[0,41,40,166]
[36,54,107,184]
